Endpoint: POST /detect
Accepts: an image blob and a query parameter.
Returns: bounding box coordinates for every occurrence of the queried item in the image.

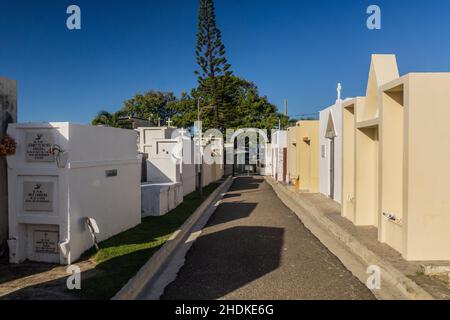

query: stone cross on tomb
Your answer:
[167,118,173,127]
[179,128,186,141]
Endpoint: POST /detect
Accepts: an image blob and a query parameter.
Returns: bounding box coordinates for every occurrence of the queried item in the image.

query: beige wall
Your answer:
[342,101,357,222]
[295,121,319,193]
[342,55,398,228]
[355,125,379,227]
[378,74,450,260]
[379,83,405,253]
[342,54,450,260]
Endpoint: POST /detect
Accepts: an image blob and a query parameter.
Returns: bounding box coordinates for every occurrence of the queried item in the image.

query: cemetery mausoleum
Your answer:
[319,97,348,203]
[342,54,450,260]
[295,120,319,193]
[7,123,141,264]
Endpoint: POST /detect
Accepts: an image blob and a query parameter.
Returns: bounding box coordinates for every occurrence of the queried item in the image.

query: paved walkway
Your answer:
[162,176,374,300]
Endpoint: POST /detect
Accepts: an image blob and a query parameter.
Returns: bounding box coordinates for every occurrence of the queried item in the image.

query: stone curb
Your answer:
[112,176,234,300]
[265,177,434,300]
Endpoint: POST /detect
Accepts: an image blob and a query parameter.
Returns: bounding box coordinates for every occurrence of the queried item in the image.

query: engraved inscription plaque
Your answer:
[25,131,55,162]
[23,181,54,212]
[34,230,59,254]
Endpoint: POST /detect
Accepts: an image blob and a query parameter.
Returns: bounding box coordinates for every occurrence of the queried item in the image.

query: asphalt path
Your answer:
[162,176,375,300]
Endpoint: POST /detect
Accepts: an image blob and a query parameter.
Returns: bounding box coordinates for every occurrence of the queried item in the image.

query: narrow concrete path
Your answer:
[162,176,374,300]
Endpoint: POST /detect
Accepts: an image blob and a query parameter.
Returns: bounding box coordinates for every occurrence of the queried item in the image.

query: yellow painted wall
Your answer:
[295,121,319,193]
[379,82,405,253]
[342,54,450,260]
[342,55,398,228]
[355,125,379,227]
[379,73,450,260]
[342,101,357,222]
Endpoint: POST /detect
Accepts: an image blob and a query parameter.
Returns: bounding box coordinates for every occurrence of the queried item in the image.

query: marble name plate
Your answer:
[34,230,59,254]
[25,131,55,162]
[23,181,54,212]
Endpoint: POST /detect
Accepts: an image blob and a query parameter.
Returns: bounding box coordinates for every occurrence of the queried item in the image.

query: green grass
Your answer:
[75,181,222,300]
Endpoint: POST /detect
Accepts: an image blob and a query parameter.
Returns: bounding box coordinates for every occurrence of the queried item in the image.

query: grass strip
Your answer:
[76,181,222,300]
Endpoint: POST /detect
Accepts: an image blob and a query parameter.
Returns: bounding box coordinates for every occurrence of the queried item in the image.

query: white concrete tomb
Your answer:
[7,123,141,265]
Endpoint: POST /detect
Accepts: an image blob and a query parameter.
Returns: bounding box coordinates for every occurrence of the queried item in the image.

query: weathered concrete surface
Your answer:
[300,193,450,299]
[0,259,94,300]
[115,177,233,300]
[268,179,438,300]
[162,176,375,300]
[0,77,17,255]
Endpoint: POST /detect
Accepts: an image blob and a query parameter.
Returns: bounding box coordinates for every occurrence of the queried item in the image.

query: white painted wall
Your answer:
[141,182,183,217]
[7,123,141,265]
[271,130,287,182]
[260,143,272,176]
[319,101,346,203]
[181,138,196,196]
[137,127,181,183]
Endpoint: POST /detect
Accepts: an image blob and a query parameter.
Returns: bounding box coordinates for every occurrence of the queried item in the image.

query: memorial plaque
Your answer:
[33,230,59,254]
[25,131,55,162]
[23,181,54,212]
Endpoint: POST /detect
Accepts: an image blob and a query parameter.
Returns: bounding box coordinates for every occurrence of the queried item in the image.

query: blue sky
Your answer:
[1,0,450,124]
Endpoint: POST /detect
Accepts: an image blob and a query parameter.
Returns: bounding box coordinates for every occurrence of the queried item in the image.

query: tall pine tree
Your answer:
[195,0,232,130]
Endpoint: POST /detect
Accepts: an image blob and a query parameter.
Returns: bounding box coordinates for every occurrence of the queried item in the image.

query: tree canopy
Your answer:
[91,0,291,133]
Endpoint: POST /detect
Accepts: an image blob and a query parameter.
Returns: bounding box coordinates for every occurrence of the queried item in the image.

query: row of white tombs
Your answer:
[5,123,224,265]
[6,54,450,265]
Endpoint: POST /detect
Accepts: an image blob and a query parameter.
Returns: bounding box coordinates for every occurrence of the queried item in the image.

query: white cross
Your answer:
[337,82,342,102]
[167,118,173,127]
[179,128,187,141]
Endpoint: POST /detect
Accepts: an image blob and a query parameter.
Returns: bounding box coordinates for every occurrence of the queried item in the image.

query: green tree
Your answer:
[171,92,196,128]
[196,0,231,81]
[121,91,177,125]
[170,75,288,132]
[195,0,232,129]
[91,110,120,127]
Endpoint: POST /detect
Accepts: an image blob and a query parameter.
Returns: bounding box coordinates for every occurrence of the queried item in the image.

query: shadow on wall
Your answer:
[147,161,173,183]
[161,225,284,300]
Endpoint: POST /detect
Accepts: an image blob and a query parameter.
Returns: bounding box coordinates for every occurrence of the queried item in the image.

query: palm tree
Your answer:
[91,110,120,127]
